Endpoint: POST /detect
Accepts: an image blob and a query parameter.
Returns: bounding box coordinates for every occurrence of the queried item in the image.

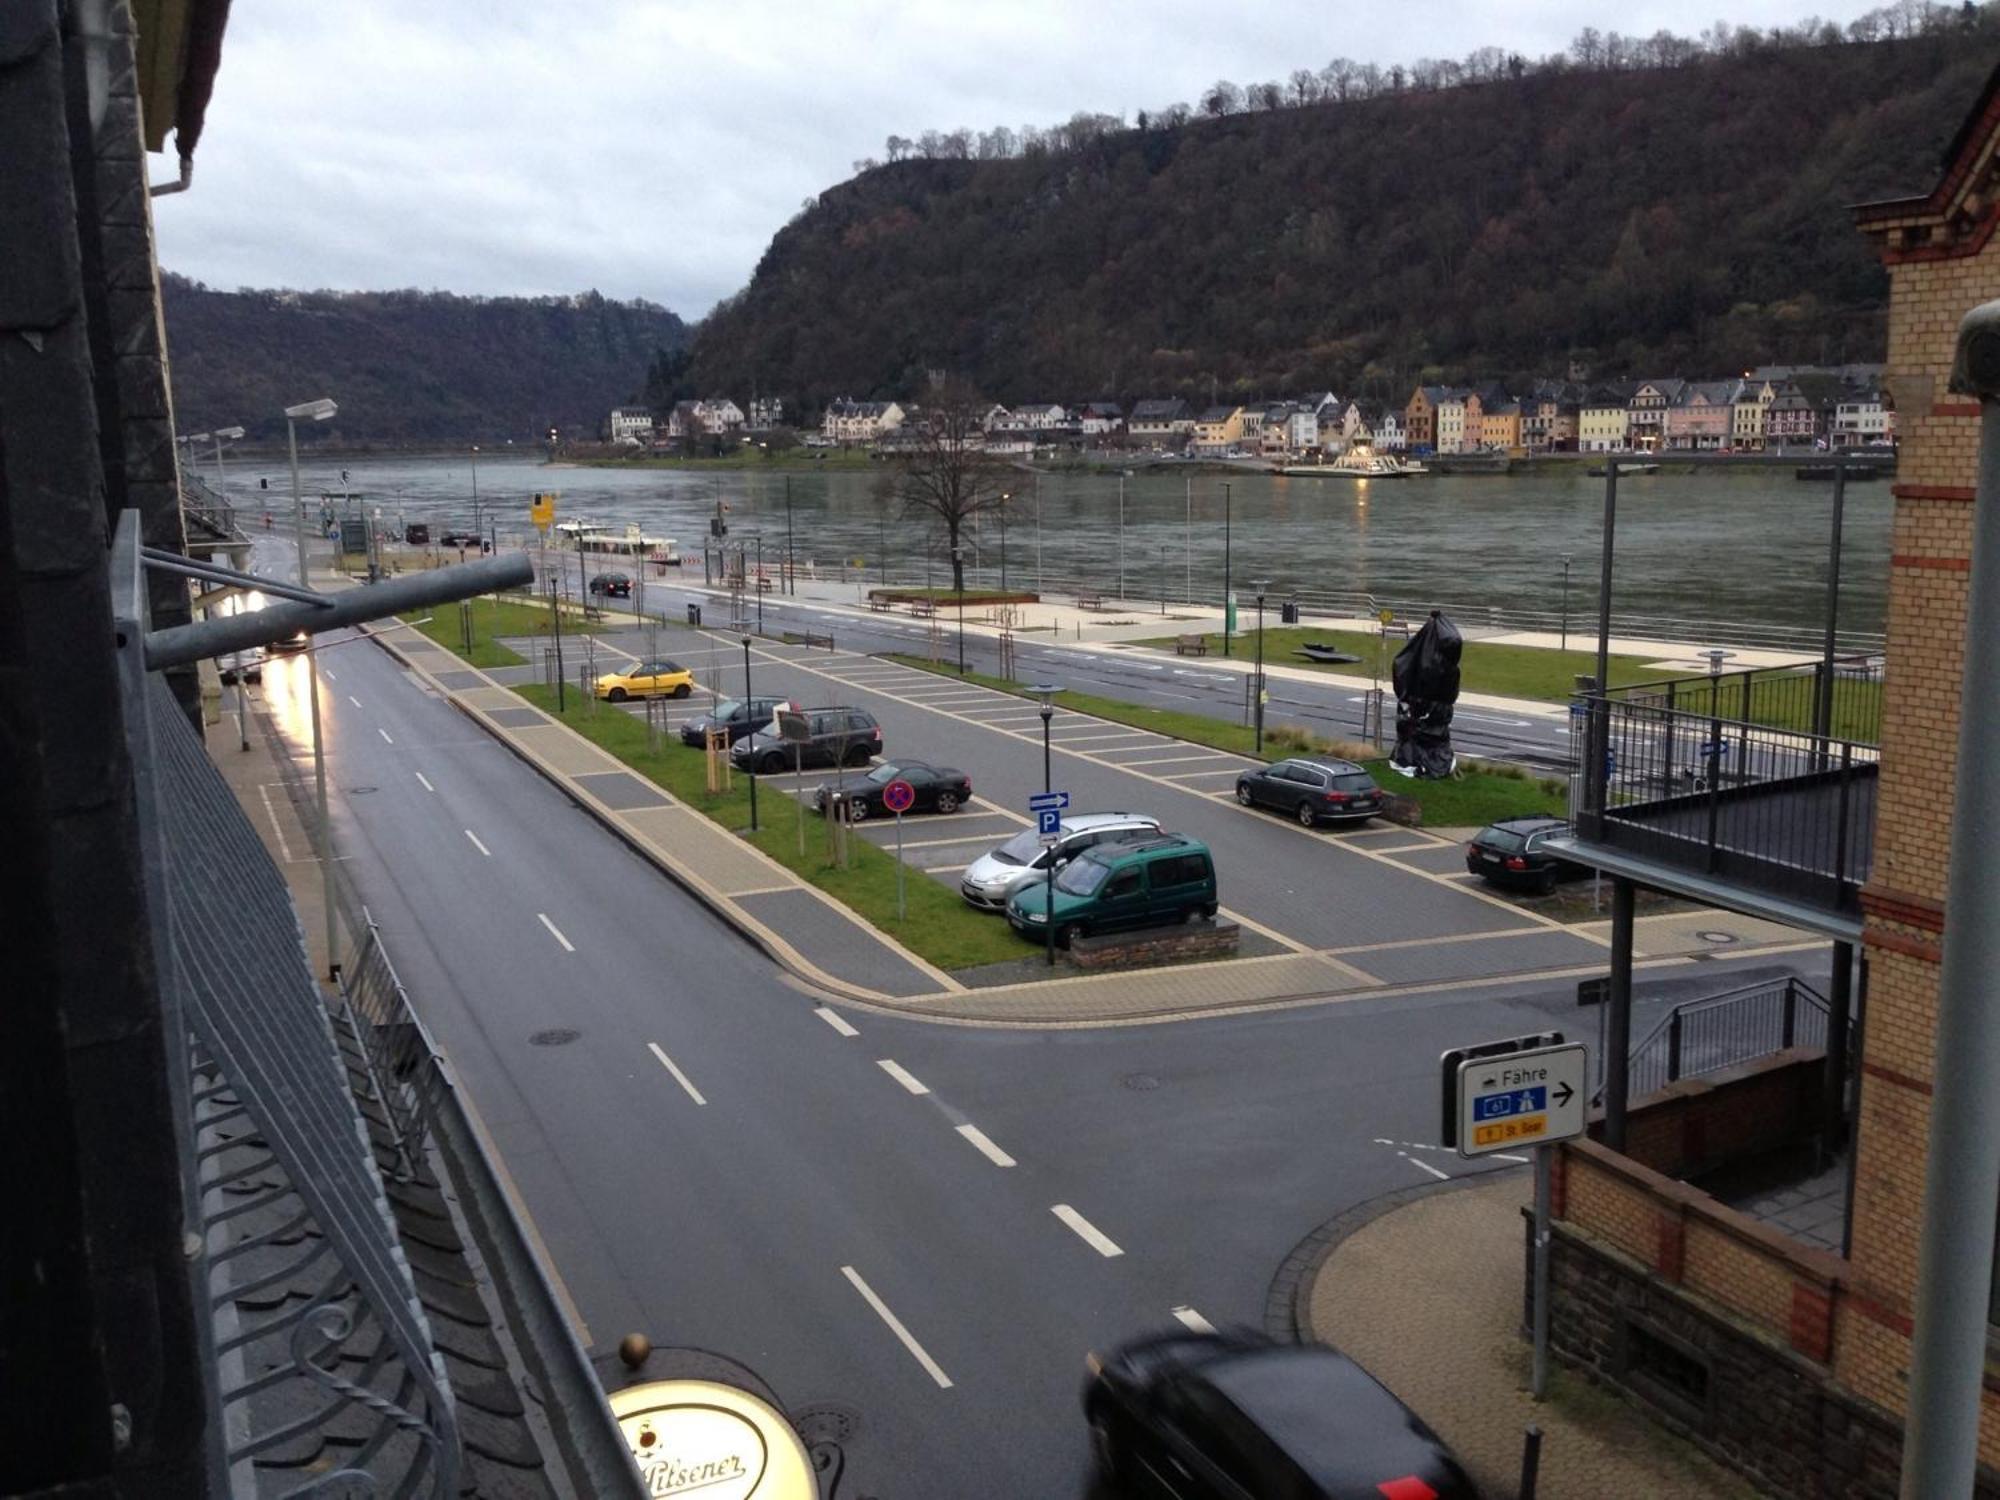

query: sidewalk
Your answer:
[1292,1174,1757,1499]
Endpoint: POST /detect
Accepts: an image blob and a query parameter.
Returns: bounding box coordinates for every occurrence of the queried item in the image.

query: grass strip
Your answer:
[509,681,1030,970]
[403,595,594,668]
[885,655,1566,824]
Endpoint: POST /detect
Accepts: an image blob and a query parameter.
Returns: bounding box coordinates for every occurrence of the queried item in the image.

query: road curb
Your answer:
[366,627,899,1010]
[1266,1167,1527,1343]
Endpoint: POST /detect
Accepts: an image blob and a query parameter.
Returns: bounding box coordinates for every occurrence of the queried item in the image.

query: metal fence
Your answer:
[1606,655,1884,749]
[1625,975,1835,1101]
[334,916,452,1183]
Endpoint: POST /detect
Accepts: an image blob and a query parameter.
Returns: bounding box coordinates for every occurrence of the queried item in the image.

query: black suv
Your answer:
[680,695,787,748]
[731,707,881,774]
[587,572,632,599]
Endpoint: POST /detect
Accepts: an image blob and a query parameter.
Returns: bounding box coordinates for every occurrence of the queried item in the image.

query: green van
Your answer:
[1005,835,1218,946]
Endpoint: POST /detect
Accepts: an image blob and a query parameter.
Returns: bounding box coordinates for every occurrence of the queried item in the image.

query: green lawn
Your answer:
[510,682,1030,971]
[885,656,1566,824]
[1138,626,1662,703]
[403,595,592,668]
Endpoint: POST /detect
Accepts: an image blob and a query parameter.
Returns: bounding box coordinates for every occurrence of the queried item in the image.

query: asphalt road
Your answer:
[626,575,1577,769]
[264,617,1828,1497]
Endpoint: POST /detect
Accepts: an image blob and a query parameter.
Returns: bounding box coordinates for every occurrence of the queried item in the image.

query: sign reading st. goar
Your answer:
[1441,1034,1587,1158]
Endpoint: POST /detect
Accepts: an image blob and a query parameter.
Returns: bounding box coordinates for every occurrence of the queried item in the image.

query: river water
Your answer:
[228,453,1892,648]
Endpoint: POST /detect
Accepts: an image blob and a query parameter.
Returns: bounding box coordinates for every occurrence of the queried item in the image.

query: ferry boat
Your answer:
[1277,444,1426,478]
[552,518,679,563]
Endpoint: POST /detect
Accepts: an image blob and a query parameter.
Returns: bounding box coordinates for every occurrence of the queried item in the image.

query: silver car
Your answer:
[960,812,1164,911]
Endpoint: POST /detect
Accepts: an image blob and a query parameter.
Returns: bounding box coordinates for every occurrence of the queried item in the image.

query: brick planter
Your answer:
[1068,920,1240,971]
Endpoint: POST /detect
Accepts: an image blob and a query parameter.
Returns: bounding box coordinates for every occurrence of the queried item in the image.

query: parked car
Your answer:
[1464,816,1581,893]
[960,812,1164,912]
[438,529,481,548]
[1005,835,1215,947]
[217,647,265,684]
[813,760,970,819]
[403,522,430,545]
[731,706,881,774]
[678,695,787,748]
[593,658,693,701]
[1235,757,1383,827]
[587,571,632,599]
[1083,1328,1480,1500]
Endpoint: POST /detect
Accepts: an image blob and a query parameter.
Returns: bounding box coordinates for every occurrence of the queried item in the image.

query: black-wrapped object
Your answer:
[1390,611,1463,778]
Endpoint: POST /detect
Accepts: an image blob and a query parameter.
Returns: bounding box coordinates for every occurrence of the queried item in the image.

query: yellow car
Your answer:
[594,658,693,701]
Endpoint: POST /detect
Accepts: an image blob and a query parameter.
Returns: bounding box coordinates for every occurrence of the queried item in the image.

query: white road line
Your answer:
[815,1006,859,1038]
[256,785,295,863]
[321,667,336,681]
[537,912,575,952]
[1172,1305,1216,1333]
[877,1058,929,1095]
[415,771,435,792]
[348,695,362,708]
[840,1266,953,1389]
[1399,1151,1451,1182]
[378,727,394,744]
[647,1042,708,1105]
[956,1124,1016,1167]
[1052,1204,1124,1257]
[464,829,492,857]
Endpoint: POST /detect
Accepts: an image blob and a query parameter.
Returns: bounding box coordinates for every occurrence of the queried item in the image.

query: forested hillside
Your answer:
[687,21,2000,409]
[163,278,686,445]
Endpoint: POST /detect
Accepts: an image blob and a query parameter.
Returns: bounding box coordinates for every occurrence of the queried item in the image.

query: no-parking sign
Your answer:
[881,779,916,814]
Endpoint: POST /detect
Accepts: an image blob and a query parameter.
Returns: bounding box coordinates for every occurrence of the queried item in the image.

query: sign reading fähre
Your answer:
[609,1379,817,1499]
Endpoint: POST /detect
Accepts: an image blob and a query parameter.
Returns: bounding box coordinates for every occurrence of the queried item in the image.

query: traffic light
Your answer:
[709,516,728,537]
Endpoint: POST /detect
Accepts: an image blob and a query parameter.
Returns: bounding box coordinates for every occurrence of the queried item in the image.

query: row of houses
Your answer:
[605,397,786,445]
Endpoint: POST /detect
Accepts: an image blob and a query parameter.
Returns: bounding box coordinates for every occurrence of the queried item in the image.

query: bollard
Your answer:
[1518,1424,1542,1500]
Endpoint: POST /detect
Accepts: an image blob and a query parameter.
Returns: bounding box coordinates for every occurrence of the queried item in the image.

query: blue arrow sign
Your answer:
[1028,791,1070,812]
[1036,808,1062,837]
[1697,739,1729,759]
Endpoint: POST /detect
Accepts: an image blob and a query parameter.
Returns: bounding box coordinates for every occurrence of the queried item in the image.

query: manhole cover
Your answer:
[1122,1073,1162,1091]
[1696,930,1738,944]
[346,785,378,795]
[529,1028,580,1047]
[792,1403,862,1443]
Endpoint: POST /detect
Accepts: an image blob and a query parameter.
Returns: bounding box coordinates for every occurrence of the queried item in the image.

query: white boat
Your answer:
[552,519,678,562]
[1278,444,1425,478]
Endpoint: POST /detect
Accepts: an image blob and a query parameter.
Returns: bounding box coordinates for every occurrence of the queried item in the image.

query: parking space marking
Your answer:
[537,913,575,952]
[1111,752,1246,767]
[1160,766,1243,780]
[877,1059,929,1095]
[256,785,296,863]
[815,1006,859,1037]
[923,862,970,874]
[1052,1204,1124,1258]
[956,1124,1016,1167]
[647,1042,708,1105]
[1172,1306,1216,1334]
[841,1266,953,1389]
[1218,905,1315,956]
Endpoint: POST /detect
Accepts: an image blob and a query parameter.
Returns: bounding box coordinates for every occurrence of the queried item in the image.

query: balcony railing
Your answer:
[1569,659,1880,918]
[1627,975,1835,1102]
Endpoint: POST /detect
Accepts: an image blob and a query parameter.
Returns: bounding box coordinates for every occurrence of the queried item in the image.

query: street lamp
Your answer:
[999,492,1009,591]
[470,444,481,544]
[753,534,764,633]
[1116,474,1126,601]
[953,542,967,674]
[743,637,759,832]
[1253,578,1270,754]
[1030,683,1062,966]
[1560,553,1573,654]
[1222,481,1234,658]
[284,395,339,977]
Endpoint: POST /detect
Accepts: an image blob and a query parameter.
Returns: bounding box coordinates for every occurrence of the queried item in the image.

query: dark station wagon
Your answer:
[1235,757,1383,827]
[1464,816,1581,894]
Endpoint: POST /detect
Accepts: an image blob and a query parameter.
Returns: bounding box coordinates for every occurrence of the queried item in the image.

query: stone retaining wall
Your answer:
[1068,920,1240,971]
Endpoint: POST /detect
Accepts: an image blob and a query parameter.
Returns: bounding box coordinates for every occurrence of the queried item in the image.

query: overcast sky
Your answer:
[153,0,1888,322]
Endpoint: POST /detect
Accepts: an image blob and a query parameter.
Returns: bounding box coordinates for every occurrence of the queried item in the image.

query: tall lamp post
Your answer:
[1253,578,1270,753]
[1560,553,1573,654]
[784,476,795,595]
[753,534,764,633]
[284,395,340,978]
[953,543,967,674]
[1116,474,1126,601]
[470,444,481,544]
[742,637,759,832]
[998,493,1009,591]
[1222,482,1234,658]
[210,425,244,494]
[1031,683,1061,967]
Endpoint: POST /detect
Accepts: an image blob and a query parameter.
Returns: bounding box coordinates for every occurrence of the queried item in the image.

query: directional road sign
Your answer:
[881,779,916,815]
[1028,791,1070,813]
[1454,1041,1587,1158]
[1036,807,1062,838]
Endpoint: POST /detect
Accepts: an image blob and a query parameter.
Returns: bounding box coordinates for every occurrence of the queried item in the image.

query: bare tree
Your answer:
[881,379,1011,594]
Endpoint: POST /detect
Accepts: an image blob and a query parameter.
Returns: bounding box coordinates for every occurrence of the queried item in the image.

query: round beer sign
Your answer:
[609,1379,816,1499]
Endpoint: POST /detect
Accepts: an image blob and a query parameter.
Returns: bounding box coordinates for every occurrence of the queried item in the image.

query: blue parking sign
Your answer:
[1037,808,1062,837]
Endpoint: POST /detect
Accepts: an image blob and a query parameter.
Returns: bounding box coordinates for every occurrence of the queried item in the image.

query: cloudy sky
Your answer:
[154,0,1886,322]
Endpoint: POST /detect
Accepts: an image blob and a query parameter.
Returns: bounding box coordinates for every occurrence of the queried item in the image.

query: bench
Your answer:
[782,630,836,651]
[908,599,937,618]
[868,596,893,613]
[1175,633,1209,657]
[1077,593,1105,611]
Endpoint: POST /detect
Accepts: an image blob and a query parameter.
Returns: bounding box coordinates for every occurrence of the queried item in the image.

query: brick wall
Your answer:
[1607,1050,1825,1180]
[1066,921,1240,971]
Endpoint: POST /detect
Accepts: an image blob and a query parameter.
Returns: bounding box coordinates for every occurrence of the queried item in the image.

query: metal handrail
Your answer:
[1623,975,1834,1101]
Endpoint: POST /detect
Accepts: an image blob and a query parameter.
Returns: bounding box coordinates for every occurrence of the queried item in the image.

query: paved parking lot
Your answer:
[519,630,1643,992]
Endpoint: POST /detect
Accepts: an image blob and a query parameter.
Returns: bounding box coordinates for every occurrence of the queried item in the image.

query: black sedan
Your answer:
[1464,816,1581,893]
[679,695,787,748]
[1084,1328,1479,1499]
[1235,756,1383,827]
[812,761,970,820]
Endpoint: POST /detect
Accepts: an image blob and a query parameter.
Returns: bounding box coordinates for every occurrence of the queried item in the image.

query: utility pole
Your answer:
[785,476,795,595]
[1222,482,1233,658]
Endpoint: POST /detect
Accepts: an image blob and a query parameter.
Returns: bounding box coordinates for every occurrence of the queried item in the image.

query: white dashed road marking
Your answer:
[877,1059,929,1095]
[1052,1204,1124,1258]
[464,829,491,857]
[841,1266,953,1389]
[815,1006,859,1037]
[647,1042,708,1105]
[1172,1306,1216,1333]
[955,1124,1016,1167]
[415,771,435,792]
[537,913,575,952]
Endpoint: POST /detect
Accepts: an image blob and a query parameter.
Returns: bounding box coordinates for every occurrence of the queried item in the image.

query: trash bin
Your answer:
[1281,601,1300,625]
[686,603,702,626]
